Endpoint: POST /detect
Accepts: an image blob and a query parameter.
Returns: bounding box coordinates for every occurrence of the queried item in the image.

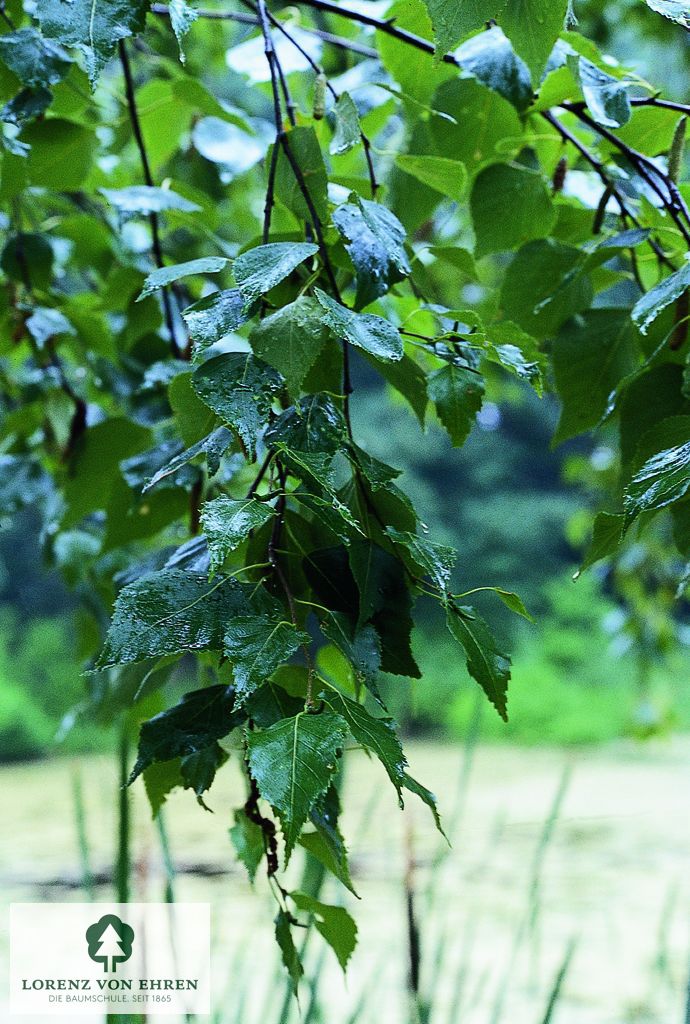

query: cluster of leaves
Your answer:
[2,0,690,982]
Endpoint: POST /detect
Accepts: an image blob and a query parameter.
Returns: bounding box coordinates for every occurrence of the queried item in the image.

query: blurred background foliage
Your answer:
[2,0,690,761]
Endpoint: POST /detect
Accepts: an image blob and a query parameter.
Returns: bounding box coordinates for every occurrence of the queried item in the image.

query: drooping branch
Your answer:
[541,110,675,270]
[118,40,186,357]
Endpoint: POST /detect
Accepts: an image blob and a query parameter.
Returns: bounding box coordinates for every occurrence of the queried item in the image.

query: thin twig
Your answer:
[118,40,185,357]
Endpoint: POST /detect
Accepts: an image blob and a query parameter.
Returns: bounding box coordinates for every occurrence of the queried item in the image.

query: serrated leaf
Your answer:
[624,417,690,517]
[456,26,533,110]
[183,288,253,349]
[471,164,555,258]
[192,352,284,458]
[315,289,403,362]
[224,614,309,705]
[365,353,428,426]
[246,711,348,862]
[250,296,329,395]
[0,28,71,89]
[234,242,318,306]
[348,540,420,678]
[290,893,358,971]
[36,0,148,84]
[643,0,690,27]
[387,527,456,596]
[632,260,690,334]
[275,911,303,995]
[331,92,360,155]
[333,197,410,309]
[273,126,329,224]
[180,743,229,806]
[422,0,507,55]
[499,0,568,81]
[169,0,198,62]
[201,496,277,574]
[552,310,637,444]
[579,57,631,128]
[579,511,625,572]
[143,427,232,492]
[395,155,467,202]
[428,363,484,446]
[96,570,277,669]
[101,186,200,216]
[266,394,346,454]
[447,605,511,720]
[230,808,265,883]
[303,785,357,895]
[321,685,406,796]
[129,685,243,783]
[403,772,447,838]
[137,257,229,300]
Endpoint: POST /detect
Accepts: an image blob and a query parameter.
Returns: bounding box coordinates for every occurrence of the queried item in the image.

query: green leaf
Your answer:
[128,685,243,783]
[24,119,96,190]
[499,0,568,81]
[624,416,690,517]
[331,92,361,155]
[180,743,229,806]
[471,164,556,258]
[36,0,149,84]
[552,310,638,444]
[299,828,357,895]
[456,26,533,111]
[321,685,406,796]
[578,57,631,128]
[0,28,71,89]
[632,260,690,334]
[233,242,318,306]
[579,512,626,572]
[275,911,303,995]
[168,0,198,62]
[315,289,403,362]
[273,126,329,224]
[100,186,201,216]
[320,613,381,693]
[489,588,534,621]
[230,808,265,883]
[137,257,229,300]
[96,570,277,669]
[500,239,593,339]
[267,394,346,454]
[422,0,507,55]
[143,427,232,492]
[386,528,457,596]
[224,614,309,705]
[403,773,447,838]
[302,785,357,895]
[201,496,276,573]
[246,711,348,861]
[427,363,484,447]
[348,541,421,678]
[192,352,284,458]
[62,418,150,528]
[290,893,358,972]
[333,197,410,308]
[447,605,511,720]
[643,0,690,27]
[395,155,467,202]
[183,289,252,349]
[250,296,329,396]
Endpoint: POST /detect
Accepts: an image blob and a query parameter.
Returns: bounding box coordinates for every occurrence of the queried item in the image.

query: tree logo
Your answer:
[85,915,135,973]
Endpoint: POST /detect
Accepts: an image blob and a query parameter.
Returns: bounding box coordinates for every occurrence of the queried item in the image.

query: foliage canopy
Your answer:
[2,0,690,979]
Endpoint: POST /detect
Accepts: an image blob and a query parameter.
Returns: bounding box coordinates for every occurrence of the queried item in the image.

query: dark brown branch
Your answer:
[118,40,185,357]
[541,110,674,269]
